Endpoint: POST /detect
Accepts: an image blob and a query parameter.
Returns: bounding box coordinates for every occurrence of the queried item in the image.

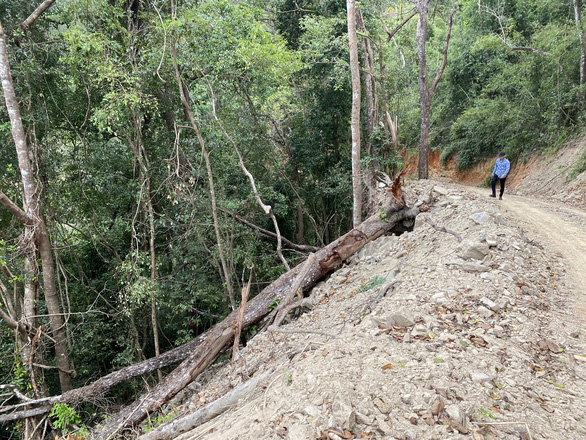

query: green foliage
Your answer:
[358,276,385,293]
[268,298,282,311]
[3,0,586,431]
[571,149,586,179]
[476,407,496,420]
[49,403,82,434]
[10,360,31,392]
[282,369,292,386]
[145,410,178,433]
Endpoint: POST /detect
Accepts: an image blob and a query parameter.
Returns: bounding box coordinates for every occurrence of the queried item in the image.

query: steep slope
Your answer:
[141,180,586,440]
[508,139,586,210]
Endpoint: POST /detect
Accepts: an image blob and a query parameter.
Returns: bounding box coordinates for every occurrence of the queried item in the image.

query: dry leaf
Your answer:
[421,413,435,426]
[449,419,470,434]
[431,396,445,415]
[490,406,504,415]
[546,340,561,353]
[472,430,485,440]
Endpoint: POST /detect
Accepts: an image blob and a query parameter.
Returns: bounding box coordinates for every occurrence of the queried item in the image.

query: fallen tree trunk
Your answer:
[137,369,274,440]
[92,179,416,439]
[0,333,211,422]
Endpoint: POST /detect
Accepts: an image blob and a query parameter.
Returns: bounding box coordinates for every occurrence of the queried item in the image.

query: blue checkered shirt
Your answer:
[493,158,510,178]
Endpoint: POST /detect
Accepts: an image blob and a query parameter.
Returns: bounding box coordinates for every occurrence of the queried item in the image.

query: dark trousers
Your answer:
[491,174,507,197]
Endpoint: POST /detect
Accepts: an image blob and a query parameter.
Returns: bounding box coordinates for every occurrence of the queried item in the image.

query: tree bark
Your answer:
[91,177,416,439]
[347,0,362,228]
[17,0,56,33]
[0,20,73,393]
[357,11,377,156]
[416,0,431,180]
[416,3,454,180]
[137,370,272,440]
[574,0,586,88]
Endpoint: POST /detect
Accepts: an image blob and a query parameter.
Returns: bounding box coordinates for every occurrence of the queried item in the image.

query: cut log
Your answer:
[91,179,416,439]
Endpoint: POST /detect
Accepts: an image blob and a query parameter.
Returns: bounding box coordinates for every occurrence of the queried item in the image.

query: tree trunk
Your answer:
[574,0,586,88]
[127,109,163,382]
[0,20,73,393]
[2,179,416,427]
[171,39,236,310]
[138,370,272,440]
[416,0,430,180]
[347,0,362,227]
[357,11,376,156]
[217,207,319,253]
[416,3,454,180]
[91,178,416,439]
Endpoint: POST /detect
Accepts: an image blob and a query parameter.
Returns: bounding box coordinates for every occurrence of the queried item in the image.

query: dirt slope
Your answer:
[142,176,586,440]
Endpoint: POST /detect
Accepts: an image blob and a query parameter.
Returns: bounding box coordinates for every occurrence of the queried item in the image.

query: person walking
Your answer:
[490,151,510,200]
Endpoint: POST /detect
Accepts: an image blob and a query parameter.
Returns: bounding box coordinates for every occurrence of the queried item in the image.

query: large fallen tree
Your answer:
[91,177,416,439]
[0,178,416,435]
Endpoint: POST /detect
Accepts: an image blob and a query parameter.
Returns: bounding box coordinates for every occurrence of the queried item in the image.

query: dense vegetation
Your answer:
[1,0,584,437]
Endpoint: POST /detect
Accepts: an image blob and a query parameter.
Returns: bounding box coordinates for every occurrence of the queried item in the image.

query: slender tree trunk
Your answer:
[574,0,586,88]
[416,3,454,180]
[0,21,73,392]
[295,169,304,244]
[347,0,362,227]
[170,40,236,310]
[416,0,431,180]
[357,12,376,156]
[127,110,162,381]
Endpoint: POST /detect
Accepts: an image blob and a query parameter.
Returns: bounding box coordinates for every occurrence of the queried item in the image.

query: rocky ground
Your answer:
[143,178,586,440]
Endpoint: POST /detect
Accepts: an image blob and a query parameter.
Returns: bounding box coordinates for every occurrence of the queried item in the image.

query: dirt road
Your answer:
[467,186,586,320]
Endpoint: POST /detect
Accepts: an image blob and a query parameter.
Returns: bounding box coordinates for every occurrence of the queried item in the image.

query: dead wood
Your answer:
[273,253,316,327]
[91,178,416,439]
[232,273,251,361]
[219,206,320,253]
[137,370,273,440]
[424,217,463,242]
[0,334,210,422]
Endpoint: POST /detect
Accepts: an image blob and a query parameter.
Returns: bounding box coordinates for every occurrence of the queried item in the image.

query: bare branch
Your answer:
[430,9,455,97]
[0,307,19,331]
[424,217,463,242]
[0,407,51,423]
[232,272,252,361]
[509,46,554,57]
[479,2,554,58]
[17,0,57,33]
[218,206,319,253]
[380,10,417,42]
[273,253,315,327]
[206,83,290,271]
[0,190,32,224]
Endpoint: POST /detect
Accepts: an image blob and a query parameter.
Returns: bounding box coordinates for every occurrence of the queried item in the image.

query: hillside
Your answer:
[139,165,586,440]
